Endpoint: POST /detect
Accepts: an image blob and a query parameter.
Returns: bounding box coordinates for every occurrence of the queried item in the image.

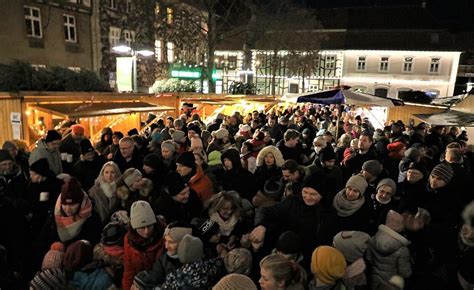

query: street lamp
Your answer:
[113,43,154,92]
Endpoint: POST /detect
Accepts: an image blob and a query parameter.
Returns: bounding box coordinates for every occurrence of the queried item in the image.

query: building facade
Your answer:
[0,0,93,70]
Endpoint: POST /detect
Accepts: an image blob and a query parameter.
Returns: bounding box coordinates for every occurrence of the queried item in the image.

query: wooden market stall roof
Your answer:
[30,102,174,118]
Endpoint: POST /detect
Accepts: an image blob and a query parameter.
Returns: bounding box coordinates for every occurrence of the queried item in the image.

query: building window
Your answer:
[109,27,120,49]
[429,58,440,73]
[63,15,76,43]
[167,42,174,63]
[374,88,388,98]
[166,7,173,24]
[403,57,413,73]
[356,56,366,71]
[379,57,389,72]
[123,30,134,47]
[24,6,42,38]
[109,0,117,9]
[228,56,237,69]
[126,0,132,12]
[325,55,336,69]
[155,40,162,63]
[308,85,318,92]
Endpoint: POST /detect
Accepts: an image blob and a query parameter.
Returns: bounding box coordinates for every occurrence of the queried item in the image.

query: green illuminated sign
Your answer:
[171,70,201,78]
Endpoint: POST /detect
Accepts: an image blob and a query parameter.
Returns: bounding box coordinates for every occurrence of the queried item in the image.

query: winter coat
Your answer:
[28,176,64,235]
[152,190,202,224]
[330,189,372,235]
[113,147,143,174]
[366,224,412,289]
[89,183,121,225]
[305,162,344,207]
[161,257,226,290]
[103,144,119,159]
[69,262,114,290]
[2,165,29,215]
[221,149,257,201]
[133,252,182,288]
[188,165,214,202]
[368,195,398,235]
[343,148,378,178]
[72,154,107,192]
[29,140,63,175]
[59,135,81,172]
[122,229,164,290]
[254,165,282,192]
[276,140,304,164]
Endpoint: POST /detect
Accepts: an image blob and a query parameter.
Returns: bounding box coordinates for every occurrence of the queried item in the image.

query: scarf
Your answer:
[103,244,124,260]
[99,180,117,198]
[343,258,366,280]
[375,194,391,205]
[54,194,93,242]
[333,189,365,217]
[209,212,238,236]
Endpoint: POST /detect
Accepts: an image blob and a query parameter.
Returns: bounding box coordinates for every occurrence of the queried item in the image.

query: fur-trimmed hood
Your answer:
[256,145,285,167]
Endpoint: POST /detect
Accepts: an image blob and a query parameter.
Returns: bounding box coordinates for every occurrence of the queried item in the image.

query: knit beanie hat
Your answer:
[172,130,186,142]
[345,174,368,194]
[101,221,127,246]
[0,149,14,163]
[303,171,327,195]
[263,178,284,199]
[71,124,85,135]
[376,178,397,194]
[143,153,162,169]
[41,242,65,270]
[212,273,257,290]
[164,224,193,243]
[190,137,203,149]
[30,158,52,177]
[30,269,67,290]
[191,218,220,241]
[45,130,62,143]
[177,234,204,264]
[430,163,454,184]
[165,172,187,196]
[127,128,138,136]
[130,201,156,229]
[362,160,383,177]
[176,151,196,169]
[110,210,130,226]
[161,140,177,152]
[123,168,142,188]
[60,177,84,205]
[404,147,421,161]
[213,128,229,140]
[385,210,405,233]
[223,248,253,275]
[333,231,370,263]
[80,138,95,155]
[387,142,405,152]
[151,131,163,143]
[2,140,18,151]
[112,131,124,139]
[63,240,92,272]
[188,124,202,136]
[208,150,222,166]
[275,231,301,255]
[319,148,336,162]
[311,246,347,285]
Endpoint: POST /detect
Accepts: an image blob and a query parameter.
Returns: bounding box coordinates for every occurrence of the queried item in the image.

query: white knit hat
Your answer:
[123,168,142,188]
[130,201,156,229]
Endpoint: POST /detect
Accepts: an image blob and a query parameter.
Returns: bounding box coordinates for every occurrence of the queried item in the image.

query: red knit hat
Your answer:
[387,142,405,152]
[63,240,92,272]
[60,177,84,205]
[71,124,85,135]
[41,242,65,270]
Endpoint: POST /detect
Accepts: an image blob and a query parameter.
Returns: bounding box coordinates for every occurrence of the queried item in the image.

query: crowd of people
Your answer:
[0,102,473,290]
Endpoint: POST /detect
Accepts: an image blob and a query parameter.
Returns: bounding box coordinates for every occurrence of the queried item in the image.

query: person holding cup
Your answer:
[29,130,63,175]
[59,124,85,173]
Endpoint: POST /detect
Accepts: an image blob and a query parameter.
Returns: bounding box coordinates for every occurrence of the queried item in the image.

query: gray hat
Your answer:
[362,160,383,177]
[172,130,186,142]
[376,178,396,194]
[346,174,368,194]
[178,234,204,264]
[224,248,253,275]
[130,201,156,229]
[333,231,370,263]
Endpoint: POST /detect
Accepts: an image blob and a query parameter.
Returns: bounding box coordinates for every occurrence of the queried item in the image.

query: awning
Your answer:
[31,102,174,118]
[414,110,474,127]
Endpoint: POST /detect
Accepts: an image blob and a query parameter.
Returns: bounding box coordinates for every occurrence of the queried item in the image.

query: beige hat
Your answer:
[212,273,257,290]
[130,201,156,229]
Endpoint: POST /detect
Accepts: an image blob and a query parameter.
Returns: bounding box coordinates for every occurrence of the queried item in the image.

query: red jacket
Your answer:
[122,230,164,290]
[189,165,214,202]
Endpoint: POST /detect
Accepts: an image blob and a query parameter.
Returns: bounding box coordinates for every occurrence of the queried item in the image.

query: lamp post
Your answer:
[113,44,154,92]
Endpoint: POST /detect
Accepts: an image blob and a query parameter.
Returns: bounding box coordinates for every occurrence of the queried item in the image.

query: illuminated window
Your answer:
[63,14,76,43]
[155,40,162,62]
[379,57,389,72]
[123,30,134,47]
[228,56,237,69]
[167,42,174,63]
[325,55,336,69]
[109,26,120,48]
[429,58,440,73]
[403,57,413,73]
[356,56,366,71]
[24,6,42,38]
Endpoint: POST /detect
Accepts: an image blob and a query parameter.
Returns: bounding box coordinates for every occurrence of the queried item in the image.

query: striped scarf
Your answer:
[54,194,92,242]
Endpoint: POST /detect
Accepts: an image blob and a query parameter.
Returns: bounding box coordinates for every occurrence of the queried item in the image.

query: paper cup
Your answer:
[39,192,49,202]
[66,154,73,163]
[61,153,68,161]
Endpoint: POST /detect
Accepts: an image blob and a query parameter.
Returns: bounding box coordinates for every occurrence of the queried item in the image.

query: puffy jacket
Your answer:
[122,230,164,290]
[366,224,412,289]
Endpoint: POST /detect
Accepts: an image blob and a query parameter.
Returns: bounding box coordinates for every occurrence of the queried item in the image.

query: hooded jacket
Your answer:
[29,140,63,175]
[220,149,257,201]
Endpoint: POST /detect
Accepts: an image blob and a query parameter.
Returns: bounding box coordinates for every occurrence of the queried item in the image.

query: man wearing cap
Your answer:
[176,152,214,202]
[59,124,85,172]
[72,139,106,192]
[30,130,63,175]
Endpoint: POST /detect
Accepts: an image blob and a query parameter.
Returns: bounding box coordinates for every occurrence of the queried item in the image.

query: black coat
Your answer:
[221,149,257,201]
[152,190,202,224]
[254,165,282,192]
[72,154,107,192]
[113,146,143,173]
[344,147,379,179]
